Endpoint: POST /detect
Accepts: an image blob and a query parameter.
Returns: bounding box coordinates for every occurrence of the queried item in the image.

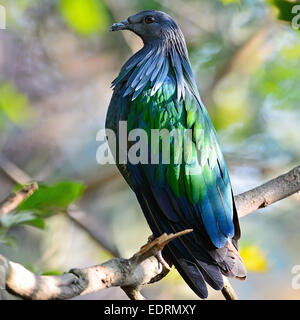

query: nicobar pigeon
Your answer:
[106,10,246,299]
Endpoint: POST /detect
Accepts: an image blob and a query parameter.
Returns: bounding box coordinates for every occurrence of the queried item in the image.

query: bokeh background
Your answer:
[0,0,299,300]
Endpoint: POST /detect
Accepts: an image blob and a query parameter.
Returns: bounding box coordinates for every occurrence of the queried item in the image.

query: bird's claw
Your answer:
[147,234,155,242]
[156,250,172,271]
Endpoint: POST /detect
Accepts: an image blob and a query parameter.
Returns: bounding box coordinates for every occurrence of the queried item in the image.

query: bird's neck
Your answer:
[112,38,199,101]
[147,40,199,100]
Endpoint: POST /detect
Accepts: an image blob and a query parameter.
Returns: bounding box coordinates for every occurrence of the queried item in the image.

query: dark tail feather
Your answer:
[164,241,224,298]
[164,220,225,294]
[209,241,247,280]
[166,248,208,299]
[167,227,224,291]
[196,259,224,290]
[224,241,247,280]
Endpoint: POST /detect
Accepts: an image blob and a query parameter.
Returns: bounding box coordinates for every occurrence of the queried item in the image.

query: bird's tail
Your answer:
[133,179,246,298]
[209,240,247,280]
[163,244,224,299]
[164,236,246,299]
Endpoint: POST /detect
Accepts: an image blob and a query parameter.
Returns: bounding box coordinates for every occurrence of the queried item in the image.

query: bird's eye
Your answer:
[145,16,155,24]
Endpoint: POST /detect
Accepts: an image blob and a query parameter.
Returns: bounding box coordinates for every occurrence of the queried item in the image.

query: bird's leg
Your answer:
[156,249,172,271]
[144,234,172,271]
[138,231,194,271]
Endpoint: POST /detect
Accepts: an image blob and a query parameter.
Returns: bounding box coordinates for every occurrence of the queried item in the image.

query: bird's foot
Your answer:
[156,250,172,271]
[147,234,155,242]
[142,234,172,270]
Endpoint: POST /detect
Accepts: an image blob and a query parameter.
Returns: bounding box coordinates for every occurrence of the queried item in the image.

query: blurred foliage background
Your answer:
[0,0,299,300]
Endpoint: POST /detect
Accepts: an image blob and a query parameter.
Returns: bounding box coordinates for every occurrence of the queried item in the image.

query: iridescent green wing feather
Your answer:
[125,71,234,248]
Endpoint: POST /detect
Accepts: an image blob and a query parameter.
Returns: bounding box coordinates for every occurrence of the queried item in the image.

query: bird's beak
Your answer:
[110,19,130,32]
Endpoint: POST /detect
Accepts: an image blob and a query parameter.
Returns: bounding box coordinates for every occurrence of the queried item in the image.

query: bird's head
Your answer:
[110,10,183,45]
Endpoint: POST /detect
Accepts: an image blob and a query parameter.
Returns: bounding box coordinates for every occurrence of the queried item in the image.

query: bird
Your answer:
[106,10,246,299]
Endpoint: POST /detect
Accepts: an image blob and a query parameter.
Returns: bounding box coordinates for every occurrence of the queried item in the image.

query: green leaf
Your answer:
[17,181,85,216]
[25,217,45,229]
[58,0,109,36]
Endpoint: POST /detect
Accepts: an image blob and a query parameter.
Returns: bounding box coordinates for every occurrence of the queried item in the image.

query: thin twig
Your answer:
[221,277,238,300]
[0,156,33,185]
[0,183,38,217]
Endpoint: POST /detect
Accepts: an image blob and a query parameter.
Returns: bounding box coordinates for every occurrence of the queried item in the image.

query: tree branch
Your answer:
[235,165,300,217]
[0,230,192,300]
[0,165,299,300]
[0,183,38,217]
